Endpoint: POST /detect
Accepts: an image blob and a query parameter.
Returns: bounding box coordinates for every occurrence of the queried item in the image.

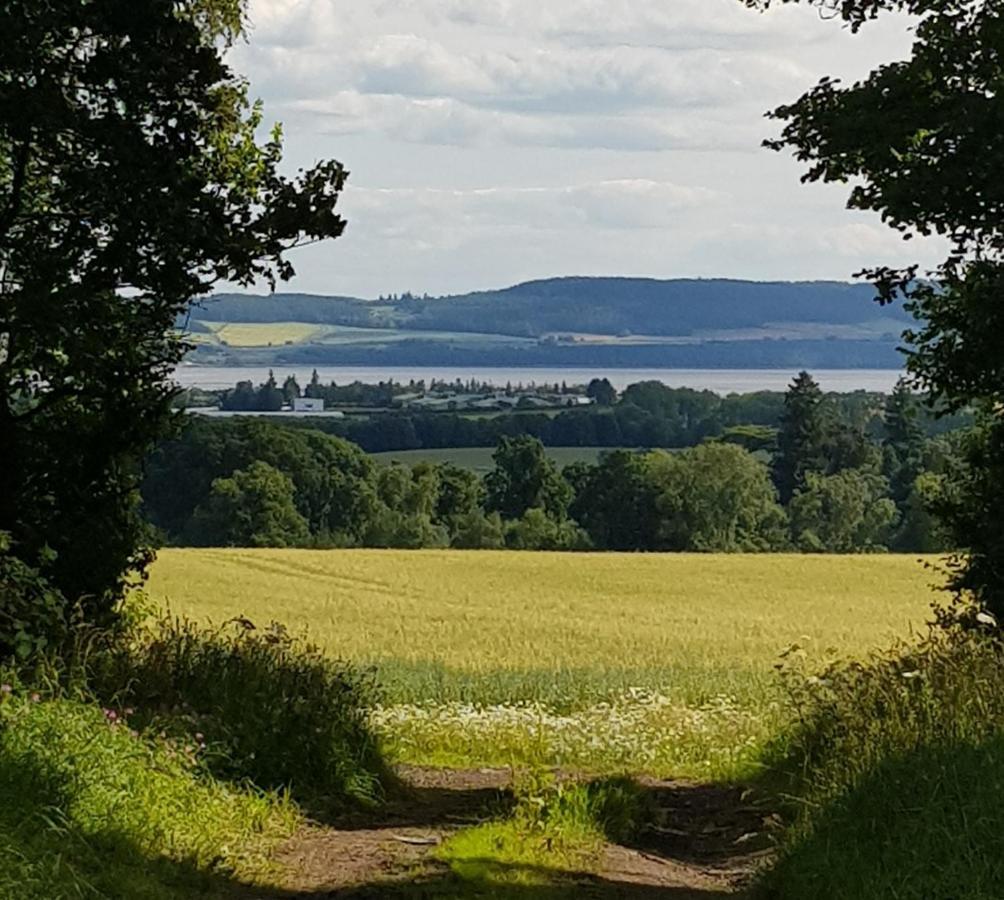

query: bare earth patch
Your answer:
[248,765,772,898]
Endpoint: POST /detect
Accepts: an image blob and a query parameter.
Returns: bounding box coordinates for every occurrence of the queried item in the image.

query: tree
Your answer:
[485,436,572,521]
[746,0,1004,609]
[505,508,591,551]
[772,372,828,504]
[282,374,301,404]
[305,369,324,399]
[0,1,348,632]
[569,451,662,550]
[647,444,788,552]
[258,371,284,412]
[789,469,898,553]
[188,462,310,548]
[586,377,617,406]
[882,379,925,507]
[450,511,506,550]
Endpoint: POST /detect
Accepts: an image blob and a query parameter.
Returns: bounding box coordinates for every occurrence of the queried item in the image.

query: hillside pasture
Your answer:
[147,550,940,778]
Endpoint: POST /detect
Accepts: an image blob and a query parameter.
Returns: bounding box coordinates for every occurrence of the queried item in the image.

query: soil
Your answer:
[251,765,775,899]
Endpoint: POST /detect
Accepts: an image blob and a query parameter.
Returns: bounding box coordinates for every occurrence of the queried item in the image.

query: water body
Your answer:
[174,366,905,395]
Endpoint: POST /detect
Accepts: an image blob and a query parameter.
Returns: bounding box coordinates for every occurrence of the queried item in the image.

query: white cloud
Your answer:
[228,0,928,295]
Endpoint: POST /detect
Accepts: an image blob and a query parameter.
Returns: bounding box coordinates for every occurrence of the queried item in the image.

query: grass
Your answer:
[146,549,938,778]
[436,775,639,894]
[759,623,1004,899]
[92,616,390,811]
[370,447,625,472]
[0,687,298,899]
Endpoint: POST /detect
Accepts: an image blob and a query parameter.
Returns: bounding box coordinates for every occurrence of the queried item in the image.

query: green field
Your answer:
[147,550,940,778]
[370,446,623,471]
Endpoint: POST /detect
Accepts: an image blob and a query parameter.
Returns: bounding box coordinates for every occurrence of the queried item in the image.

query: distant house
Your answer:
[293,397,324,413]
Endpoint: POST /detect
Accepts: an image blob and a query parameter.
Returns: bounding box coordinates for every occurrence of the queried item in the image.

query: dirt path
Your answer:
[254,766,774,898]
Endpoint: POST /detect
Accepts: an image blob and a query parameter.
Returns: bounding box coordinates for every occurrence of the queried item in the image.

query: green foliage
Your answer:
[0,0,348,636]
[486,436,573,522]
[450,510,507,549]
[0,535,66,662]
[0,686,296,899]
[568,450,662,550]
[92,617,389,809]
[789,469,898,552]
[762,620,1004,898]
[144,417,377,543]
[188,461,310,547]
[749,0,1004,605]
[648,444,788,551]
[505,508,591,551]
[934,420,1004,617]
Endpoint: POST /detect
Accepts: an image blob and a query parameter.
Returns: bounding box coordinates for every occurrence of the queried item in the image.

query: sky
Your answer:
[228,0,946,298]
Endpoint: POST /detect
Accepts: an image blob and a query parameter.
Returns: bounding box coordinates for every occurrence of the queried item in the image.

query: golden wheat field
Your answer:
[146,550,941,777]
[206,321,323,347]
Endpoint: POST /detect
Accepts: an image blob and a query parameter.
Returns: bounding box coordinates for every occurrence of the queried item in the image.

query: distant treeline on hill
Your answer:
[196,277,909,337]
[146,373,968,555]
[182,277,912,369]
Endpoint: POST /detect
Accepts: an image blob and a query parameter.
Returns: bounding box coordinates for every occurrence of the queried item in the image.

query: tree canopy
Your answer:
[0,0,349,634]
[747,0,1004,612]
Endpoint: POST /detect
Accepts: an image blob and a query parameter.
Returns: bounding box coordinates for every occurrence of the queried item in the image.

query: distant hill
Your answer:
[196,277,908,337]
[184,277,913,369]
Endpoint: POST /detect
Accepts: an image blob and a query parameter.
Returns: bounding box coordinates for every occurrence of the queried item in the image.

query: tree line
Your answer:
[143,373,961,554]
[229,375,968,454]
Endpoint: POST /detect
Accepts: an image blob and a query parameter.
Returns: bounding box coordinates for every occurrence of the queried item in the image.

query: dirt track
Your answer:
[254,766,774,899]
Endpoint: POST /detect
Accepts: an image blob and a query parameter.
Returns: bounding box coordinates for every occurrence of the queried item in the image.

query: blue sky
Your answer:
[229,0,946,297]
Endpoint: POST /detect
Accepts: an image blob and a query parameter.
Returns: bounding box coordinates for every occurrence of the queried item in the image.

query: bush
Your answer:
[761,618,1004,899]
[92,616,390,810]
[0,533,67,662]
[0,684,296,899]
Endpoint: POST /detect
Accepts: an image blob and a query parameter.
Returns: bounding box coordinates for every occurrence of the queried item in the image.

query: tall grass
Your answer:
[761,618,1004,899]
[92,616,390,809]
[0,683,297,899]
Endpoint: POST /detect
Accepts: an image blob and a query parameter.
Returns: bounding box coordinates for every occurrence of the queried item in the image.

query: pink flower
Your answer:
[0,684,12,696]
[29,692,40,703]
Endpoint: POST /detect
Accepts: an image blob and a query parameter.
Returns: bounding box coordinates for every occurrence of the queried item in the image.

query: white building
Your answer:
[292,397,324,413]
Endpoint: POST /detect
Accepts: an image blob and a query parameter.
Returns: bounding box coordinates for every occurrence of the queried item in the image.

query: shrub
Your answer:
[761,617,1004,898]
[92,616,390,810]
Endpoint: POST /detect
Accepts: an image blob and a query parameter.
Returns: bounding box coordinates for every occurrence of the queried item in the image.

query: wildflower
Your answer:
[901,670,921,679]
[29,692,40,703]
[194,732,204,742]
[104,708,118,721]
[976,611,998,628]
[0,684,12,696]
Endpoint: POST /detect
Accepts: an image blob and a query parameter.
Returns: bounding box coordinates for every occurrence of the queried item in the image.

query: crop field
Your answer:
[202,321,325,347]
[191,319,539,349]
[370,446,622,471]
[146,549,940,779]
